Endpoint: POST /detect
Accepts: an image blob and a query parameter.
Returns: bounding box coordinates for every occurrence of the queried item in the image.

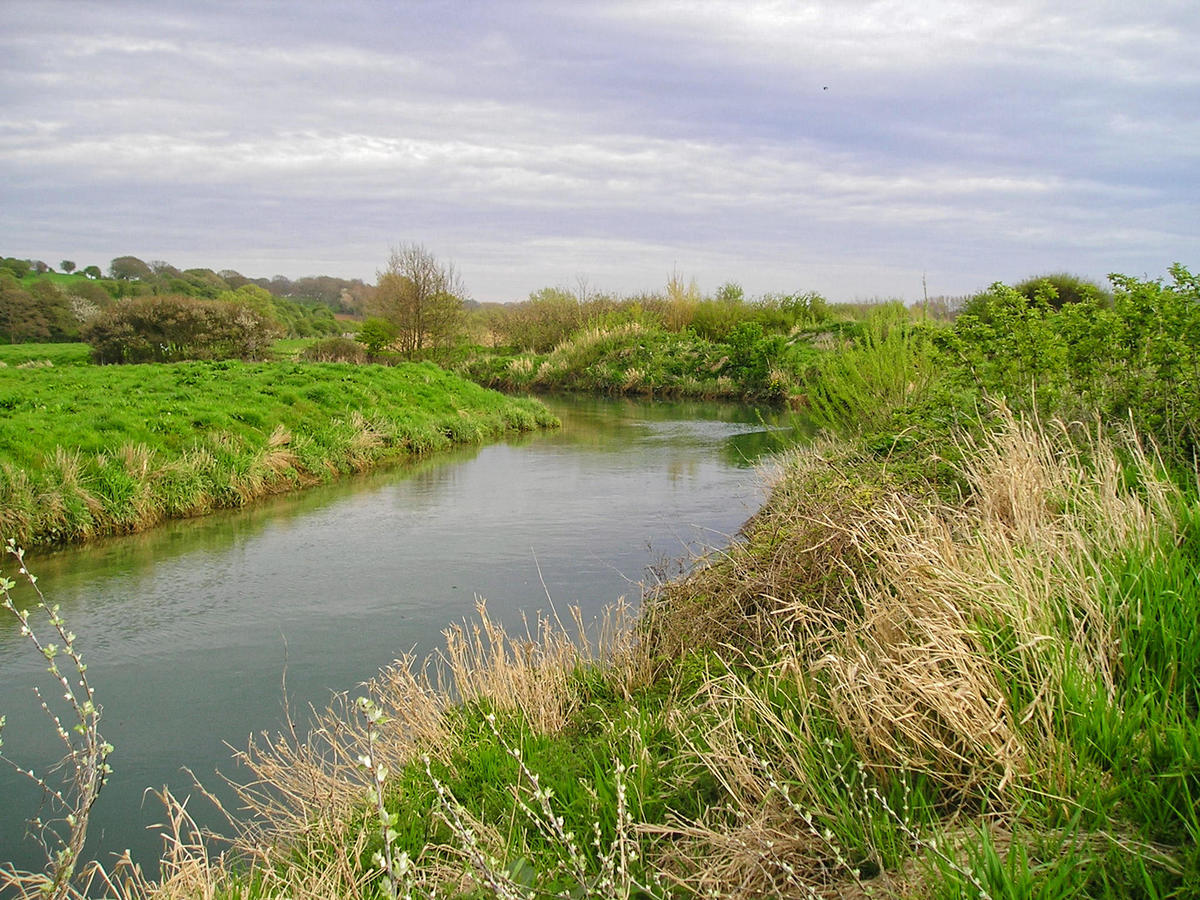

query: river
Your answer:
[0,394,810,881]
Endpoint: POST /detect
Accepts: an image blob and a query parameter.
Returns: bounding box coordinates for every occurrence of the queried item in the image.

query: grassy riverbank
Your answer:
[0,360,556,546]
[80,409,1196,900]
[455,321,826,403]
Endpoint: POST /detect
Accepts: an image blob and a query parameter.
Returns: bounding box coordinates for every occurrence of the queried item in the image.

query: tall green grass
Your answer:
[802,302,939,437]
[0,360,556,546]
[0,342,92,367]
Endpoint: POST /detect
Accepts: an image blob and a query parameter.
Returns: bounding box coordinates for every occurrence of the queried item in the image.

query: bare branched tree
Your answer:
[369,244,467,357]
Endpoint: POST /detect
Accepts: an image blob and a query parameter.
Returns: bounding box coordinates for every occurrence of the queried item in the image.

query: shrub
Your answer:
[82,295,280,363]
[804,303,938,436]
[944,264,1200,465]
[300,336,367,363]
[1012,271,1111,309]
[356,317,397,355]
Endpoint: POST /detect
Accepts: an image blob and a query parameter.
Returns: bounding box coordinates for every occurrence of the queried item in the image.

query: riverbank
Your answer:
[454,321,824,403]
[80,407,1197,899]
[0,360,557,547]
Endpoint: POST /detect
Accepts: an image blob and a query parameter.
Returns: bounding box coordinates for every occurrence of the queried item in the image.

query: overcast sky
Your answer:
[1,1,1196,302]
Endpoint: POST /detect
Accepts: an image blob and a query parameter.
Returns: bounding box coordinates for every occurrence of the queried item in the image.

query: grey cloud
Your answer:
[1,0,1196,301]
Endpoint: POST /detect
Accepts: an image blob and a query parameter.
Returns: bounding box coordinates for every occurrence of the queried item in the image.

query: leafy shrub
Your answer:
[356,317,397,355]
[945,265,1200,464]
[300,336,367,363]
[723,321,786,390]
[804,302,938,437]
[691,298,746,341]
[82,294,280,363]
[1013,271,1111,309]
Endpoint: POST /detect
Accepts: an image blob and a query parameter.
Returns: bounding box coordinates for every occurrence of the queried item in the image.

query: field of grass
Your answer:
[16,271,90,289]
[0,342,92,367]
[270,336,322,360]
[0,360,556,546]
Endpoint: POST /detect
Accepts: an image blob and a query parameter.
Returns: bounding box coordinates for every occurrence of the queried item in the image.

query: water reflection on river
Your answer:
[0,395,810,878]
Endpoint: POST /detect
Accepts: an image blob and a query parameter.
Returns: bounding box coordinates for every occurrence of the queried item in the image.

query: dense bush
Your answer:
[355,317,397,355]
[300,336,368,363]
[1013,271,1111,309]
[82,294,280,363]
[944,264,1200,464]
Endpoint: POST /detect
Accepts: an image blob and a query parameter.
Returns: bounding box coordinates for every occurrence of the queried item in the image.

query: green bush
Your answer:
[300,336,367,363]
[82,294,280,363]
[356,317,397,355]
[804,303,938,437]
[944,264,1200,464]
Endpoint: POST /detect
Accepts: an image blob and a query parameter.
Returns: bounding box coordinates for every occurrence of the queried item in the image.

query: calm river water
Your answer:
[0,395,810,879]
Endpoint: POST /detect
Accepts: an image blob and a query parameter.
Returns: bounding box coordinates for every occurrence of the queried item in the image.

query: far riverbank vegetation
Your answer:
[1,254,1198,898]
[0,362,555,547]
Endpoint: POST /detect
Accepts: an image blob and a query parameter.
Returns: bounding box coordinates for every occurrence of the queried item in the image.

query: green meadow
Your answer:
[0,360,556,546]
[0,342,93,367]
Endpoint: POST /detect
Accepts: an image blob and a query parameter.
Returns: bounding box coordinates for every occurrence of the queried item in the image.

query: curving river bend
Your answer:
[0,395,811,879]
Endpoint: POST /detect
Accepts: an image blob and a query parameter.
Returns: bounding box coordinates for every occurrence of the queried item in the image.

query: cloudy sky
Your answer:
[1,1,1196,302]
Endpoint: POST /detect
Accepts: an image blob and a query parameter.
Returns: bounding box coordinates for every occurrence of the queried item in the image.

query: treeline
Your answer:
[0,254,358,346]
[1,254,372,311]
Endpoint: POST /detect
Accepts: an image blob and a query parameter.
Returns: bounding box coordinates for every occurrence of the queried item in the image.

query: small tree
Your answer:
[357,317,398,355]
[369,244,466,357]
[60,260,76,274]
[108,256,152,281]
[82,265,101,280]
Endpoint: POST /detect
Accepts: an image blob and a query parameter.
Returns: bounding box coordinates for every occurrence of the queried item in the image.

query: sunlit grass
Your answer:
[0,342,92,367]
[0,360,556,546]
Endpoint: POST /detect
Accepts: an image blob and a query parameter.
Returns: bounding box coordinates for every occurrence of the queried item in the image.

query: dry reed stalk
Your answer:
[346,412,385,469]
[0,465,34,542]
[260,424,301,479]
[817,567,1025,794]
[233,650,448,843]
[818,407,1180,794]
[599,595,659,698]
[117,443,163,528]
[649,813,851,899]
[440,598,591,733]
[53,446,106,528]
[507,356,534,376]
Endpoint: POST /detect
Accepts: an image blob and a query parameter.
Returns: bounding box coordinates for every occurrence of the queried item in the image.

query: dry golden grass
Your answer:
[346,412,385,470]
[260,424,301,479]
[641,406,1184,895]
[441,599,593,733]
